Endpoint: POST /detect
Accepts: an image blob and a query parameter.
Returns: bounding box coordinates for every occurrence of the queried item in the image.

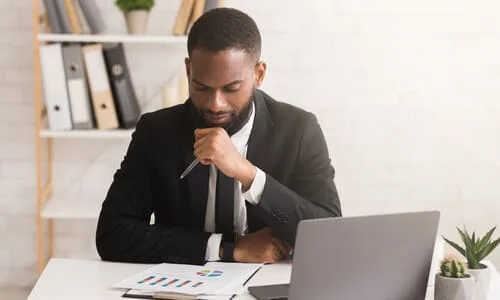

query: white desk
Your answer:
[28,258,500,300]
[27,258,291,300]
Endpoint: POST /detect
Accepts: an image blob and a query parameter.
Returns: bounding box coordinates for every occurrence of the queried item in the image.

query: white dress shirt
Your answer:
[204,102,267,261]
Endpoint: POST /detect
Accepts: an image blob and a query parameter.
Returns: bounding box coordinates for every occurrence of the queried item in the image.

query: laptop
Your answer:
[248,211,440,300]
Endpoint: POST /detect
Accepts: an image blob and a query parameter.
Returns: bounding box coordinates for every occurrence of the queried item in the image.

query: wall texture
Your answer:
[1,0,500,293]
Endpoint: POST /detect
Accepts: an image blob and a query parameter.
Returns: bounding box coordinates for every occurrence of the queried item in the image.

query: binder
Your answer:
[103,43,141,129]
[39,43,73,130]
[63,0,82,34]
[42,0,62,33]
[203,0,224,12]
[82,44,119,129]
[172,0,195,35]
[77,0,105,34]
[73,0,91,34]
[62,44,93,129]
[187,0,206,32]
[54,0,72,33]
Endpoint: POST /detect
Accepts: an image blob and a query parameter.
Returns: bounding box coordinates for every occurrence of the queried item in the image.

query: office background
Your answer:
[1,0,500,298]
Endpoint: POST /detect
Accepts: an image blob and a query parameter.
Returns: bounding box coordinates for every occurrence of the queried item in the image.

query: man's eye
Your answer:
[195,86,208,92]
[223,86,239,93]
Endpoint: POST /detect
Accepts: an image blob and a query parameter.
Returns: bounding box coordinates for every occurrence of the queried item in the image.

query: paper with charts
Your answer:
[113,262,263,296]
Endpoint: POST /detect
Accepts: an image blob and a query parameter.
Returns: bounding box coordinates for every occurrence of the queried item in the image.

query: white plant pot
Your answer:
[124,10,149,34]
[434,274,475,300]
[468,264,491,300]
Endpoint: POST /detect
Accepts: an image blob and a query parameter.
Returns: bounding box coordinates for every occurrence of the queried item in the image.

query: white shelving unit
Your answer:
[40,129,134,139]
[38,33,187,44]
[32,1,187,274]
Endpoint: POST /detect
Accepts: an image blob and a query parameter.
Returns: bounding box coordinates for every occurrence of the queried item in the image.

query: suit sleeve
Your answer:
[257,114,341,245]
[95,114,210,265]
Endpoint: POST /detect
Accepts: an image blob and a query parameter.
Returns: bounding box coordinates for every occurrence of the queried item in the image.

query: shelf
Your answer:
[38,33,187,44]
[40,129,134,139]
[41,193,103,220]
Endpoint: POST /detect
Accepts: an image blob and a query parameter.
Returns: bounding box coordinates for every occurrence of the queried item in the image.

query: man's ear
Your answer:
[254,60,267,88]
[184,57,191,79]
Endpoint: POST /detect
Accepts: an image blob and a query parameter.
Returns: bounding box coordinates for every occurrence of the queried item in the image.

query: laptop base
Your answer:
[248,283,290,300]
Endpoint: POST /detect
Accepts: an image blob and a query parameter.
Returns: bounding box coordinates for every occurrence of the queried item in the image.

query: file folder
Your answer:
[39,43,73,130]
[63,0,82,34]
[73,0,91,34]
[172,0,195,35]
[62,44,93,129]
[77,0,105,34]
[103,43,141,128]
[54,0,72,33]
[82,44,119,129]
[42,0,62,33]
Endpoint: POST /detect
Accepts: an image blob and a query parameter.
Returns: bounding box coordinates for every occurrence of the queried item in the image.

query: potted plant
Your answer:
[435,254,474,300]
[115,0,155,34]
[443,226,500,300]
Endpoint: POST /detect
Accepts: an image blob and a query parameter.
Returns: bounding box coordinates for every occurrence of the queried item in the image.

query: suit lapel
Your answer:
[247,90,274,172]
[180,100,209,231]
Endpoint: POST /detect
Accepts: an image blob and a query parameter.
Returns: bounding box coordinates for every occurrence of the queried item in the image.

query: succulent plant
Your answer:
[116,0,155,12]
[440,254,468,278]
[443,226,500,269]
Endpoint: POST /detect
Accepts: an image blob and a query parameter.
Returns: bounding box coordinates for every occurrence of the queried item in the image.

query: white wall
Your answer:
[1,0,500,292]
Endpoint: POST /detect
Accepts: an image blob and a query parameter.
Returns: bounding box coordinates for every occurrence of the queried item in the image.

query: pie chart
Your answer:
[196,270,223,277]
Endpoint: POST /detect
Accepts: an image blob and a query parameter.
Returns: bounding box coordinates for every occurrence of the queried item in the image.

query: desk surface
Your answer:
[28,258,500,300]
[27,258,291,300]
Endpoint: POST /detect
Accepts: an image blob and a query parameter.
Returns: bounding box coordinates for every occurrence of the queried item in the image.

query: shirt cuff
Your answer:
[243,167,266,205]
[205,233,223,261]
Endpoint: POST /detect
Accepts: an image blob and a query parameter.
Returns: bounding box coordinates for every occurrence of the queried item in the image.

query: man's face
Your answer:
[185,49,266,133]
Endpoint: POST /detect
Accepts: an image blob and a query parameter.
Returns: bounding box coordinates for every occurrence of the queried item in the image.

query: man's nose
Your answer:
[206,90,226,112]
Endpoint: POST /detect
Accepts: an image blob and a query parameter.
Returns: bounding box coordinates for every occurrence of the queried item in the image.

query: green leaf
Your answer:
[478,238,500,262]
[458,227,476,253]
[477,227,496,251]
[443,236,466,256]
[466,245,479,269]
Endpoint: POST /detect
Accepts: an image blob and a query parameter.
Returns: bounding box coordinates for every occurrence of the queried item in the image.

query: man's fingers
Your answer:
[193,135,208,150]
[194,128,214,137]
[272,238,290,258]
[195,127,227,139]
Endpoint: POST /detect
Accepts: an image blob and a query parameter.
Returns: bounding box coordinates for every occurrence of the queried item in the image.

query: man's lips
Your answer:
[204,114,232,125]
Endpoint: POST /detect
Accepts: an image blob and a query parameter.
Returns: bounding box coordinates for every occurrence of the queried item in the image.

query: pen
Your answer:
[179,158,200,180]
[179,143,245,180]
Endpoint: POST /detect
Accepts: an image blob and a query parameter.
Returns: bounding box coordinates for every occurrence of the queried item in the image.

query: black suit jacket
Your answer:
[96,90,341,265]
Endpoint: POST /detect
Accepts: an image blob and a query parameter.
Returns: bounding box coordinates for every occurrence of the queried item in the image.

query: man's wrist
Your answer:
[237,159,256,191]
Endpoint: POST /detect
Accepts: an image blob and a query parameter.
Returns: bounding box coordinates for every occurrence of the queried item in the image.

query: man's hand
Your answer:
[232,227,292,264]
[194,128,256,189]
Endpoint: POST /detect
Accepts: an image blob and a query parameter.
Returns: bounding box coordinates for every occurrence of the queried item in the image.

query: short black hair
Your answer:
[187,8,262,62]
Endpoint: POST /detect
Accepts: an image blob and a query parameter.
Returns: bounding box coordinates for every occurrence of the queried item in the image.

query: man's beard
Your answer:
[193,90,255,136]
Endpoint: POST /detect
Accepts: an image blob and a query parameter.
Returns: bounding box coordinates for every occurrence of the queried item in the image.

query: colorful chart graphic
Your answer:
[196,270,223,278]
[162,279,179,287]
[150,277,166,286]
[135,275,206,289]
[137,275,155,284]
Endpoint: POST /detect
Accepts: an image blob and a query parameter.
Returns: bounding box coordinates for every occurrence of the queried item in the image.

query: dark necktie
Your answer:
[215,170,234,235]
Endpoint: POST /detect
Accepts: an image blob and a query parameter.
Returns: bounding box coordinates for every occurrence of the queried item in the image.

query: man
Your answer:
[96,8,341,265]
